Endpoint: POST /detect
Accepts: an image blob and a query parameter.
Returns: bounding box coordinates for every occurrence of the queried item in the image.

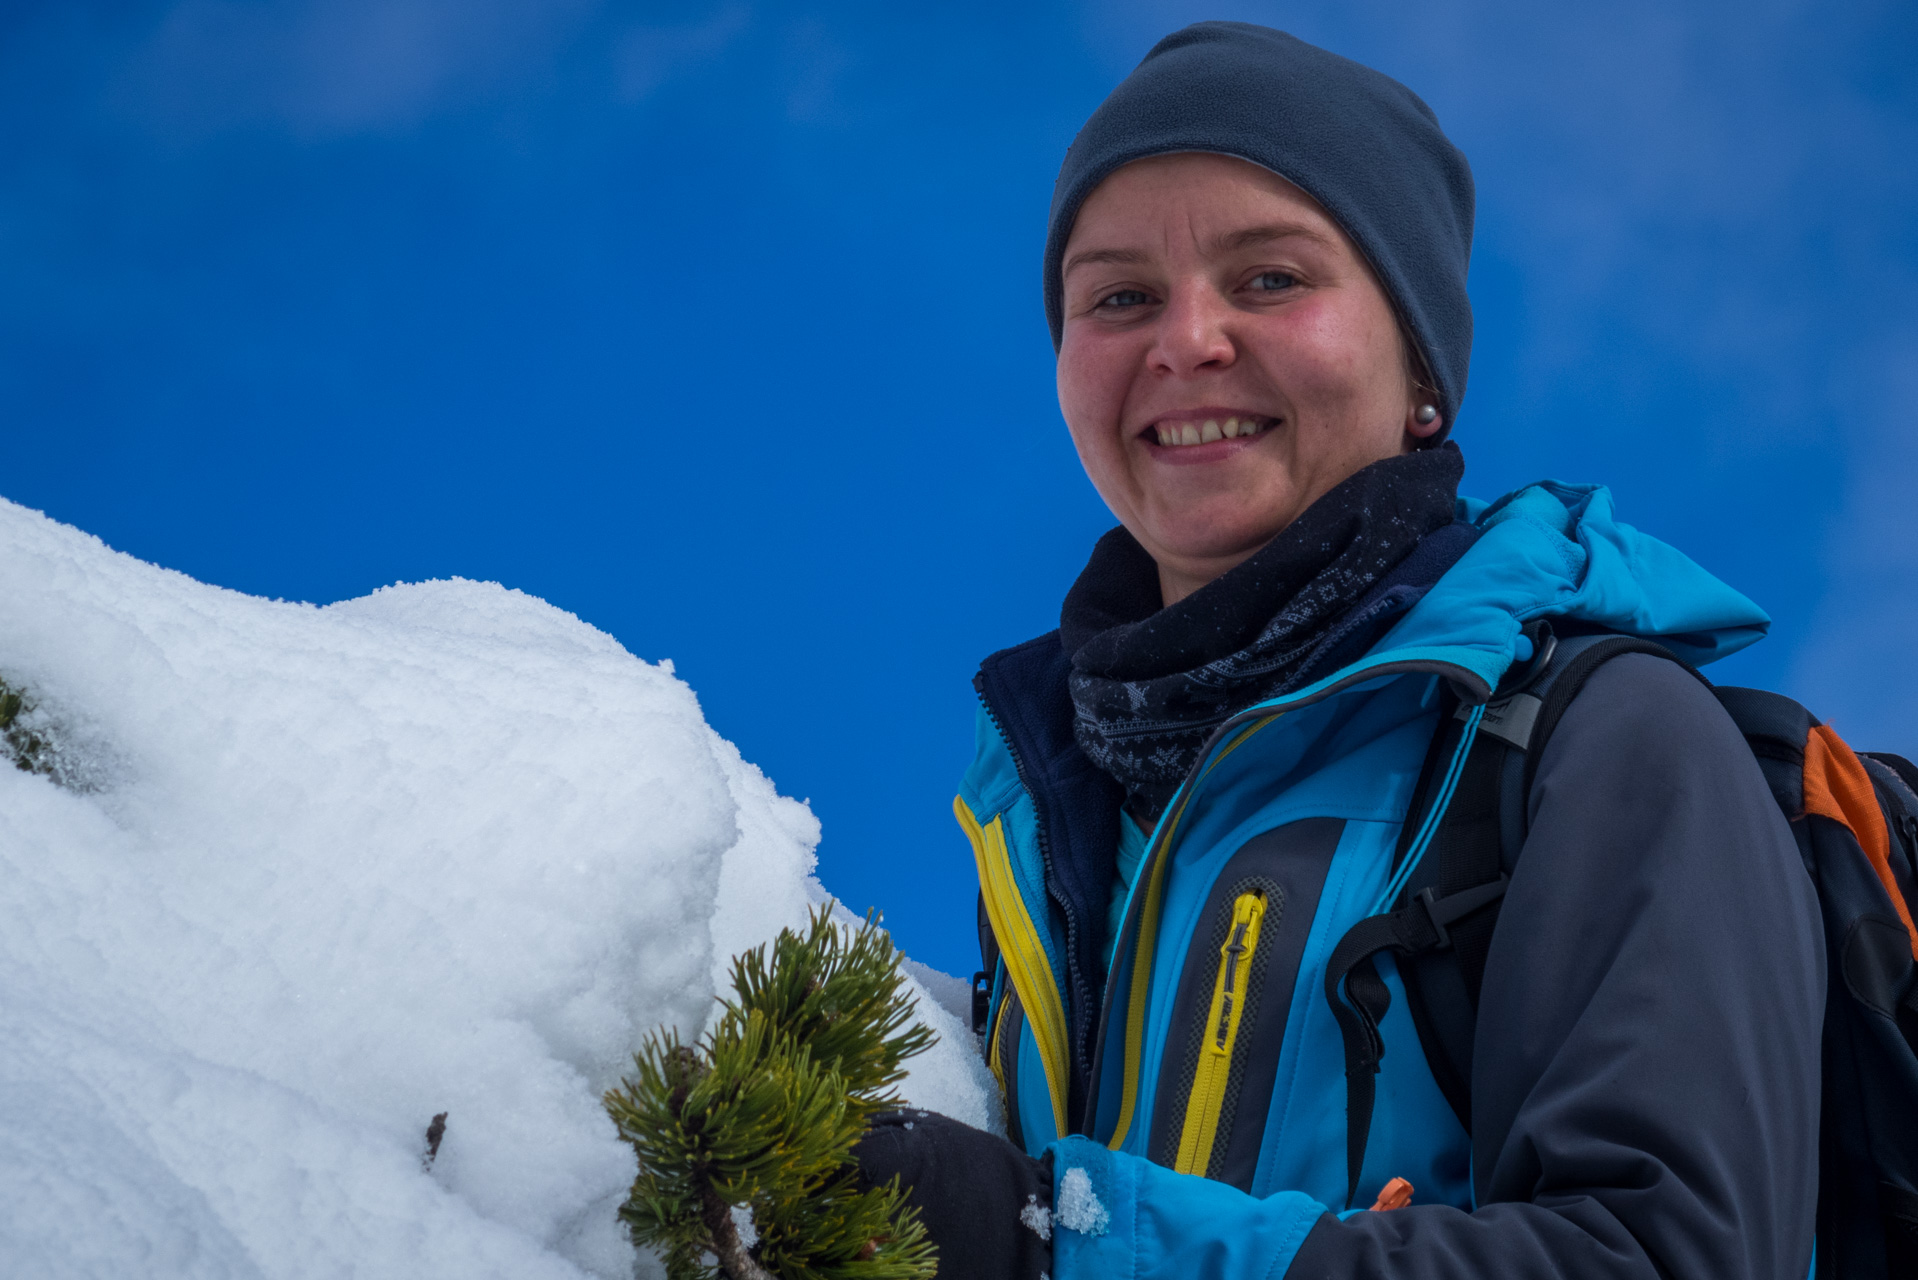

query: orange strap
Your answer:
[1803,723,1918,962]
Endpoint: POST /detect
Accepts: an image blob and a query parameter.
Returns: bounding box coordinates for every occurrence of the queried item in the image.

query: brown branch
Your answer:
[661,1045,770,1279]
[699,1186,773,1280]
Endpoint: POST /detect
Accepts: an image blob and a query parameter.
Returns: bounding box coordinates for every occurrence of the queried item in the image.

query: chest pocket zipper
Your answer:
[1174,890,1268,1175]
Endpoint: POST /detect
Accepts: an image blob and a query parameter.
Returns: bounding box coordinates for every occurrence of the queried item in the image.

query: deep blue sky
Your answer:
[4,0,1915,976]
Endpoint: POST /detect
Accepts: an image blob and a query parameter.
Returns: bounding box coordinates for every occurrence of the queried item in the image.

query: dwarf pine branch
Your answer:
[0,676,56,780]
[0,673,108,792]
[605,907,938,1280]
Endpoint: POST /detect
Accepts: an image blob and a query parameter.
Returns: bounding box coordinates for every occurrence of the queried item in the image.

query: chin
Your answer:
[1148,523,1285,568]
[1144,501,1295,562]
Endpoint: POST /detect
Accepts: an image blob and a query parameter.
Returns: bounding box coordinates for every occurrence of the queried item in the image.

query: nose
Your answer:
[1148,277,1236,376]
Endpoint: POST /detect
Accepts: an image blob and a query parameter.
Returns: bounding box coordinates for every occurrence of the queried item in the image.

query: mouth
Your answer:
[1143,413,1279,448]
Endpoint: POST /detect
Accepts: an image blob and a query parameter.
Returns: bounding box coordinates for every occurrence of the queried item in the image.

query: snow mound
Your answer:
[0,497,996,1279]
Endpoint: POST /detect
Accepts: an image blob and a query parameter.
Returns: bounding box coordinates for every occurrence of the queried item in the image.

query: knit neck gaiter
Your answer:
[1061,444,1464,825]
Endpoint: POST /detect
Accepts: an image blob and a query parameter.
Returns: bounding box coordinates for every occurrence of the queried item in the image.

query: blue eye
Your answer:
[1098,289,1152,310]
[1251,272,1297,291]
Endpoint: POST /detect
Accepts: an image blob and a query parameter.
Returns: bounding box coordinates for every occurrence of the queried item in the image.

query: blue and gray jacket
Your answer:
[958,482,1823,1280]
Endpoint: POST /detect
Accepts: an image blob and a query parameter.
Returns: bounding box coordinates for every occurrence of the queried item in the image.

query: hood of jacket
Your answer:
[1296,479,1767,704]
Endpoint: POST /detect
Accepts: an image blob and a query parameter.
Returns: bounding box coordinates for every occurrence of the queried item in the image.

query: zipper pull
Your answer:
[1368,1177,1414,1211]
[1211,894,1266,1051]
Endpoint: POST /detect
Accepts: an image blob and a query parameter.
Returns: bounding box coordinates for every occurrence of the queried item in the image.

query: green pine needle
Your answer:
[605,906,939,1280]
[0,676,56,780]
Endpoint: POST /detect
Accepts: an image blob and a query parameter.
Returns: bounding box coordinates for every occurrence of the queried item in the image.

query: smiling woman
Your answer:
[1056,153,1442,603]
[847,19,1828,1280]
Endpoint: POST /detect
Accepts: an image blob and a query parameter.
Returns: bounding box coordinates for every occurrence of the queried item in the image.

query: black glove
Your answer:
[852,1110,1053,1280]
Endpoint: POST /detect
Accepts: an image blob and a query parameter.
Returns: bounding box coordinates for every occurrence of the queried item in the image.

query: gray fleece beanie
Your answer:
[1044,22,1475,438]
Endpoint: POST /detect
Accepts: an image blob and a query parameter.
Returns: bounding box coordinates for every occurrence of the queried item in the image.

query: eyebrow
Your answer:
[1060,245,1149,276]
[1061,221,1335,279]
[1216,221,1336,253]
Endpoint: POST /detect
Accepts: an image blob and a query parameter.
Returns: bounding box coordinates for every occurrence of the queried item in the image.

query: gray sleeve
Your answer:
[1287,653,1824,1279]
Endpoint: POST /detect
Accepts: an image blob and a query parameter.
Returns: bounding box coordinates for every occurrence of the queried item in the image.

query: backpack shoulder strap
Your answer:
[1431,630,1705,992]
[1325,625,1696,1201]
[1515,634,1706,808]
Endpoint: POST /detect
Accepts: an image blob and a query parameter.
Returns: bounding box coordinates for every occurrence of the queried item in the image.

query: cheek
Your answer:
[1253,298,1400,404]
[1056,326,1135,435]
[1056,331,1144,506]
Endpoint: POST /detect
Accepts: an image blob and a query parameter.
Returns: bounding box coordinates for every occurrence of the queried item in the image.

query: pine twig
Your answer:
[700,1186,773,1280]
[605,905,938,1280]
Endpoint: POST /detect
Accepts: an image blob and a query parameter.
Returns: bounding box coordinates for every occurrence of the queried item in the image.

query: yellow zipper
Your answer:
[1173,890,1268,1175]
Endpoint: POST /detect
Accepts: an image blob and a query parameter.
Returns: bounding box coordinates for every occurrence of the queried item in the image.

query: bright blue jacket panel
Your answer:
[1050,1136,1325,1280]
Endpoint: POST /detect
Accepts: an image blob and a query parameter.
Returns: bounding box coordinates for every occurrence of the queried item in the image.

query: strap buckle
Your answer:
[1413,875,1512,950]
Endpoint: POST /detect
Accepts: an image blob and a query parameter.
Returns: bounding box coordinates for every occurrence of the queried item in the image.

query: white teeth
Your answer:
[1153,416,1272,446]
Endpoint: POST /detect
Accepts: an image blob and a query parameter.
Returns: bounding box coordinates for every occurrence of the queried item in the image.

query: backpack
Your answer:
[1325,624,1918,1279]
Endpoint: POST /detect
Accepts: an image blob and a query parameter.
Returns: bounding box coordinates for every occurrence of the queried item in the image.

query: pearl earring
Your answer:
[1414,404,1438,425]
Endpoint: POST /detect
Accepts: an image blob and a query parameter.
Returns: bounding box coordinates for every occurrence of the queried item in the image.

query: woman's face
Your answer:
[1057,152,1442,604]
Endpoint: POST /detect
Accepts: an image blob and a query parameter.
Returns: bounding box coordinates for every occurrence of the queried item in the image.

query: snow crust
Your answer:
[1054,1167,1109,1237]
[1019,1192,1053,1241]
[0,497,996,1278]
